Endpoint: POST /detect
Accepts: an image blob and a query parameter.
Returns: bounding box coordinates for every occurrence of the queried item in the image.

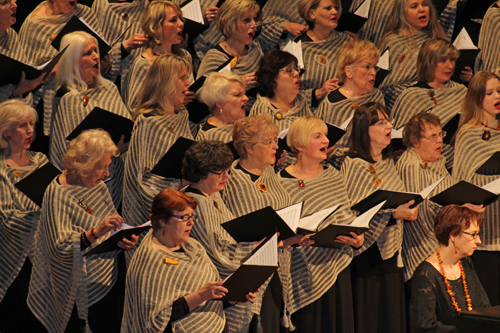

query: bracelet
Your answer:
[9,92,20,100]
[81,232,91,247]
[90,228,99,240]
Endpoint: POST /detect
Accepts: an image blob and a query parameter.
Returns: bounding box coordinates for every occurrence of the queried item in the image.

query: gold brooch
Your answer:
[421,161,428,169]
[50,34,57,40]
[315,55,328,65]
[82,96,89,106]
[164,257,179,265]
[275,112,283,120]
[78,199,93,214]
[258,182,267,193]
[297,180,305,188]
[14,172,22,177]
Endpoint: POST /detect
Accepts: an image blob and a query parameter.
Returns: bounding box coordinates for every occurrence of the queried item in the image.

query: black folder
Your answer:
[431,0,450,16]
[189,57,235,93]
[336,11,368,34]
[150,137,196,179]
[476,152,500,176]
[84,224,152,256]
[0,45,68,87]
[457,305,500,332]
[429,180,499,207]
[65,107,134,144]
[180,0,210,39]
[225,141,240,160]
[221,206,296,242]
[451,49,480,82]
[351,190,422,214]
[441,113,460,145]
[14,162,62,207]
[298,223,370,249]
[375,68,390,88]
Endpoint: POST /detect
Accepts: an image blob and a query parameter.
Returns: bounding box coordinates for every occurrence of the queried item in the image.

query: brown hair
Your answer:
[402,111,441,148]
[150,189,197,229]
[232,114,279,158]
[416,38,459,83]
[434,205,484,246]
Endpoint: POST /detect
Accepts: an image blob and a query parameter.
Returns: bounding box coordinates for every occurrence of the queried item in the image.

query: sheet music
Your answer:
[111,220,151,236]
[453,28,478,50]
[339,114,354,130]
[482,178,500,194]
[283,40,304,69]
[354,0,370,18]
[298,205,340,231]
[181,0,204,24]
[33,45,68,70]
[378,49,389,70]
[278,128,289,139]
[276,202,302,231]
[219,61,232,72]
[391,127,403,139]
[79,17,107,44]
[420,176,445,198]
[349,200,386,227]
[244,233,278,266]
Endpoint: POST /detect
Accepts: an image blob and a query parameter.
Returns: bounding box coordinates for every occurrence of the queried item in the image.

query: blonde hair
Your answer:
[287,116,328,155]
[198,71,246,113]
[134,54,192,120]
[216,0,260,39]
[336,39,380,84]
[64,129,119,184]
[0,100,38,149]
[417,38,460,82]
[233,114,279,158]
[141,0,183,50]
[298,0,342,29]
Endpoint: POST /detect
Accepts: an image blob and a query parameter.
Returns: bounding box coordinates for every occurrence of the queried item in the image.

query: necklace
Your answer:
[436,249,472,314]
[368,165,382,185]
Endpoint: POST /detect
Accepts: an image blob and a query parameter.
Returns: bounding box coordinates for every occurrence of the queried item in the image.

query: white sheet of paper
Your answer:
[453,28,478,50]
[377,49,390,70]
[244,233,278,266]
[219,61,232,72]
[283,40,304,69]
[298,204,340,231]
[349,200,386,227]
[276,202,302,231]
[391,127,403,139]
[420,176,446,199]
[481,178,500,194]
[181,0,204,24]
[79,17,106,43]
[278,127,289,139]
[339,114,354,130]
[111,220,151,236]
[354,0,371,18]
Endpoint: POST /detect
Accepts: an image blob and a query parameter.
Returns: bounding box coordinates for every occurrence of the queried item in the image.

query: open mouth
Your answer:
[319,146,327,153]
[69,1,76,7]
[25,137,33,145]
[418,15,427,22]
[248,32,254,38]
[495,101,500,109]
[385,132,391,138]
[177,30,183,37]
[241,103,247,110]
[368,79,375,85]
[436,146,442,153]
[93,63,99,70]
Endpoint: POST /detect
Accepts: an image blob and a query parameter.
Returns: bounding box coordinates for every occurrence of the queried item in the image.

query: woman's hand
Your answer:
[183,90,196,105]
[344,31,360,39]
[94,214,125,239]
[393,200,419,221]
[11,71,49,97]
[315,78,340,100]
[459,66,473,83]
[197,281,228,301]
[243,72,257,90]
[122,33,148,52]
[117,234,139,250]
[284,22,308,36]
[116,135,129,155]
[282,233,315,247]
[100,54,111,75]
[461,203,486,213]
[336,232,364,247]
[326,144,336,157]
[275,150,287,169]
[204,6,219,24]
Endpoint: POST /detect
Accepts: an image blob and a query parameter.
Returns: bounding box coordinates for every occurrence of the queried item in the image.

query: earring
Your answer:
[6,136,11,141]
[299,152,302,160]
[220,108,223,114]
[452,240,457,254]
[162,222,166,236]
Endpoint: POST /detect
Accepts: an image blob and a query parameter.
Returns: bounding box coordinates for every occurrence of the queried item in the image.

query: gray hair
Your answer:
[0,100,38,149]
[197,71,246,113]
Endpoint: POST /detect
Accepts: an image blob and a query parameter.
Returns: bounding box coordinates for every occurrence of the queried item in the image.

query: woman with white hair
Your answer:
[196,71,248,142]
[50,31,131,209]
[0,100,48,332]
[28,129,139,333]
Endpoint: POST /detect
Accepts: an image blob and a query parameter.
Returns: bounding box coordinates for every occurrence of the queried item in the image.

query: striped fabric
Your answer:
[395,148,454,281]
[340,156,405,260]
[50,81,131,208]
[0,151,47,301]
[294,31,351,108]
[195,123,234,142]
[378,31,429,111]
[122,111,193,229]
[27,180,120,333]
[0,28,32,104]
[392,81,466,169]
[256,0,306,52]
[249,93,313,131]
[348,0,394,46]
[277,166,356,319]
[475,4,500,72]
[19,3,122,135]
[439,0,458,41]
[453,127,500,251]
[122,231,225,333]
[184,190,258,333]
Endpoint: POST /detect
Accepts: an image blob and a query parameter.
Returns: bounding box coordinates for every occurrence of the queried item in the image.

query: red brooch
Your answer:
[258,182,267,193]
[369,165,382,185]
[398,54,405,63]
[428,90,437,105]
[351,103,359,109]
[121,13,129,20]
[50,34,57,40]
[14,172,22,177]
[78,199,93,214]
[213,200,223,214]
[482,131,491,141]
[297,180,305,188]
[82,96,89,106]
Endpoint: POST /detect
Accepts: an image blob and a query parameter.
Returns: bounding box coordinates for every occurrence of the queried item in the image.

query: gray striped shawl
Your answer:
[184,190,258,333]
[49,81,130,208]
[395,148,454,281]
[340,156,405,259]
[439,0,458,41]
[122,111,193,229]
[0,151,47,301]
[392,81,466,169]
[28,180,119,333]
[475,4,500,72]
[277,165,356,316]
[452,127,500,250]
[19,3,122,135]
[348,0,394,46]
[0,28,32,104]
[249,93,313,131]
[195,123,234,142]
[122,231,225,333]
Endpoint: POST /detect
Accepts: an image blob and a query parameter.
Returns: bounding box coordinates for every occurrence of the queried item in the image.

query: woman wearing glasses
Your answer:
[452,71,500,306]
[410,205,490,331]
[340,102,420,332]
[392,38,467,169]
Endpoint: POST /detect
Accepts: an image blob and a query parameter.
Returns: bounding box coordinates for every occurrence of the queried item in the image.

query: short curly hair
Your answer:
[256,50,298,98]
[198,71,246,113]
[182,140,234,183]
[216,0,260,39]
[402,111,441,148]
[150,189,197,230]
[64,129,119,184]
[336,39,380,84]
[232,114,279,158]
[434,205,484,246]
[0,99,38,149]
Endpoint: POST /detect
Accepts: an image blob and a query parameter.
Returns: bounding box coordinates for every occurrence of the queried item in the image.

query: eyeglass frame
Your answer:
[172,214,198,222]
[256,136,279,147]
[421,131,447,142]
[462,230,480,239]
[0,0,16,7]
[209,169,231,179]
[279,66,300,77]
[349,64,380,72]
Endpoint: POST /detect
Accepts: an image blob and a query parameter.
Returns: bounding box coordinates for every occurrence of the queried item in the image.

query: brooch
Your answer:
[14,172,23,177]
[230,57,238,69]
[482,131,491,141]
[78,199,93,214]
[369,165,382,186]
[50,34,57,40]
[82,96,89,106]
[297,180,305,188]
[315,55,328,65]
[168,126,174,133]
[258,182,267,193]
[121,13,129,20]
[213,200,223,214]
[398,54,405,63]
[428,90,437,105]
[275,112,283,120]
[164,257,179,265]
[351,103,359,109]
[421,161,428,169]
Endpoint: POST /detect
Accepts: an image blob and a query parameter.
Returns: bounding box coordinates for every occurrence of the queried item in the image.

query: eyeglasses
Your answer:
[462,230,480,239]
[173,214,197,222]
[210,169,231,178]
[0,0,15,7]
[373,118,392,127]
[279,66,300,76]
[352,64,379,72]
[258,136,279,147]
[421,131,446,142]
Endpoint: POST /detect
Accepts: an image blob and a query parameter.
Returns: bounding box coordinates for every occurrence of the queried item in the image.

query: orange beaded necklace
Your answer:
[436,249,472,314]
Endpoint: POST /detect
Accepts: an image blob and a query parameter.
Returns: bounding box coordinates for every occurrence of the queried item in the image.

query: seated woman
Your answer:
[195,71,248,142]
[50,31,131,209]
[295,0,351,108]
[410,205,490,332]
[0,100,48,332]
[182,140,264,333]
[250,50,313,131]
[28,129,138,333]
[197,0,262,111]
[122,188,256,333]
[340,101,420,332]
[278,115,363,332]
[392,38,468,169]
[122,0,194,112]
[452,71,500,306]
[122,54,193,235]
